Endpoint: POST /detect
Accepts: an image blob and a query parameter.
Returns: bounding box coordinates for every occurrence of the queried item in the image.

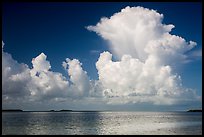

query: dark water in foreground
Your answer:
[2,111,202,135]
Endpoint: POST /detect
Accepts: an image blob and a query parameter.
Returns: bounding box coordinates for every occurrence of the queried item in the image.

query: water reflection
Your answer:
[39,112,100,134]
[2,111,202,135]
[2,112,30,135]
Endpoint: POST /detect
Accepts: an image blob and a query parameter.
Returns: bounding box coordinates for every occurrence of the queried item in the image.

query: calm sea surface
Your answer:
[2,111,202,135]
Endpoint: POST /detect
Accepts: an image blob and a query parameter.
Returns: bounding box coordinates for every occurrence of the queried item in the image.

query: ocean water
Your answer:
[2,111,202,135]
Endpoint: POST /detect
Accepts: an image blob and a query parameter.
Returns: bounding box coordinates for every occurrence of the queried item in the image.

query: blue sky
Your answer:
[2,2,202,111]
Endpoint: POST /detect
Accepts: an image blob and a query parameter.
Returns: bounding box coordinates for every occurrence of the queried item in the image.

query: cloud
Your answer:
[2,49,91,108]
[31,53,51,73]
[96,51,200,105]
[2,40,95,108]
[188,49,202,58]
[2,41,4,48]
[2,6,201,110]
[2,42,31,101]
[87,6,196,66]
[62,58,91,97]
[2,50,69,104]
[90,50,101,54]
[88,6,200,105]
[180,49,202,64]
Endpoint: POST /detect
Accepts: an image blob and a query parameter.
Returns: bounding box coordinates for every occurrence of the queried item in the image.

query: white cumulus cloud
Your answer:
[62,58,91,97]
[2,42,31,102]
[88,6,200,105]
[31,53,51,74]
[2,6,201,110]
[2,47,91,108]
[87,6,196,66]
[96,51,200,105]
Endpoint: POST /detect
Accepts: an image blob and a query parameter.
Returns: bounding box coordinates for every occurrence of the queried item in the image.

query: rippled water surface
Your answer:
[2,111,202,135]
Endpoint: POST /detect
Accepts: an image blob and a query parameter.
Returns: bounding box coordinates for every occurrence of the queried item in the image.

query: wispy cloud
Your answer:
[190,49,202,58]
[182,49,202,63]
[90,50,101,54]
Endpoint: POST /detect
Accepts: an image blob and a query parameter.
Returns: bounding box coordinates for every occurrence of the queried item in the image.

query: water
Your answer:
[2,111,202,135]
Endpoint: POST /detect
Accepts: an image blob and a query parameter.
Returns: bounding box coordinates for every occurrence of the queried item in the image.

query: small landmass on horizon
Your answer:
[2,109,23,112]
[187,109,202,112]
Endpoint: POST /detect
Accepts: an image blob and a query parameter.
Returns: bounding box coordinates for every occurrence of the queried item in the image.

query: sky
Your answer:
[2,2,202,111]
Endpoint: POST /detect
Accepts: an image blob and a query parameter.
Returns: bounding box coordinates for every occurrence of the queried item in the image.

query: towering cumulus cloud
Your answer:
[62,58,90,97]
[87,6,196,64]
[88,6,200,105]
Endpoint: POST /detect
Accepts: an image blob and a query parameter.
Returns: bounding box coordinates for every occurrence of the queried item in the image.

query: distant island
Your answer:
[49,109,72,112]
[2,109,72,112]
[2,109,23,112]
[187,109,202,112]
[59,109,72,112]
[2,109,104,112]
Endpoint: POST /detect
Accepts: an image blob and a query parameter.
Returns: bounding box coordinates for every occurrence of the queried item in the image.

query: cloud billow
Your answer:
[87,6,196,65]
[2,47,90,107]
[88,6,200,105]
